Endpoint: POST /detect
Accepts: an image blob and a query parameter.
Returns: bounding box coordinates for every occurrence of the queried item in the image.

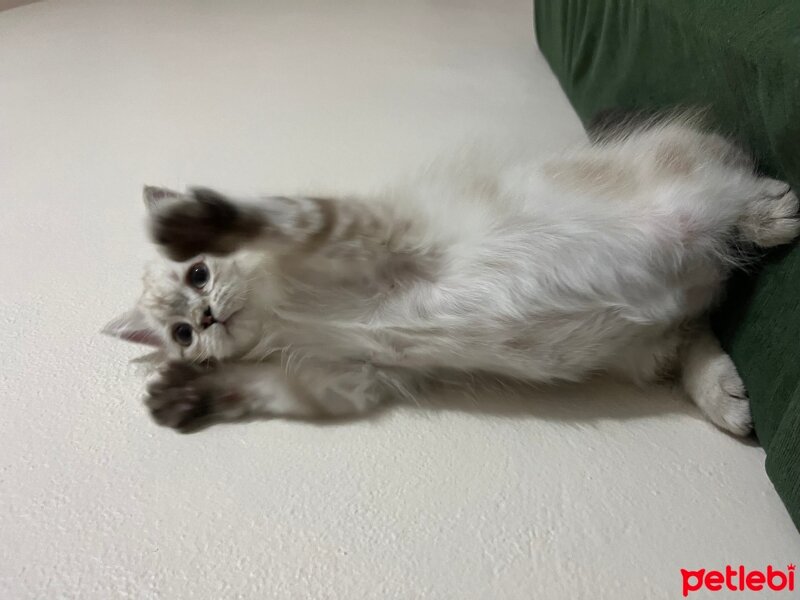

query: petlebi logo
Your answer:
[681,564,795,596]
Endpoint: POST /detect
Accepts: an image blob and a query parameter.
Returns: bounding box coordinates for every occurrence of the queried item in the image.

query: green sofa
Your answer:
[534,0,800,529]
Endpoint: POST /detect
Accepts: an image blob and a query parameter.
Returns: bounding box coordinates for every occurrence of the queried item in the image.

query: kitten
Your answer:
[104,118,799,434]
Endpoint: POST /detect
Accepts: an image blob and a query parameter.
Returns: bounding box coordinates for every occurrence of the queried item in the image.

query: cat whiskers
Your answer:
[192,345,211,365]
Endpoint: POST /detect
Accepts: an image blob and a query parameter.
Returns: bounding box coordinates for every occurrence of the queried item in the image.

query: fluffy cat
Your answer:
[104,118,799,434]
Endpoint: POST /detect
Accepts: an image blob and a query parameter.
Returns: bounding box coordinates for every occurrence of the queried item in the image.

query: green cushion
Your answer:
[535,0,800,529]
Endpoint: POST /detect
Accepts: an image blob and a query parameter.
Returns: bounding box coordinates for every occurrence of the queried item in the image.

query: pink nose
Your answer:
[201,307,217,328]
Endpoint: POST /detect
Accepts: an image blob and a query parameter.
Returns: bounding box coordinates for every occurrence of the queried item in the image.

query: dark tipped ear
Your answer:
[101,307,163,347]
[143,186,184,215]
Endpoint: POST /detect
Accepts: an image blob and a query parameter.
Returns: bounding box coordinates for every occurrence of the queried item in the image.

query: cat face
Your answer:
[149,253,264,360]
[105,251,267,361]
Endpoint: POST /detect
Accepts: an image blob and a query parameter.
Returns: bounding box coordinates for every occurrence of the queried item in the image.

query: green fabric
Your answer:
[535,0,800,529]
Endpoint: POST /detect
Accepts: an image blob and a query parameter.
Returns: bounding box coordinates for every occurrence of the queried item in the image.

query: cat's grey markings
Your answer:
[302,197,338,251]
[145,361,246,433]
[150,188,263,261]
[106,116,800,436]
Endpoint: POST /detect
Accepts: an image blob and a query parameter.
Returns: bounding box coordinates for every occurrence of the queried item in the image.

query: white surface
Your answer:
[1,1,797,598]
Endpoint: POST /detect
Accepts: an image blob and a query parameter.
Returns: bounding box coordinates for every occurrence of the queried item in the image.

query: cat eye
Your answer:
[187,262,210,289]
[172,322,193,346]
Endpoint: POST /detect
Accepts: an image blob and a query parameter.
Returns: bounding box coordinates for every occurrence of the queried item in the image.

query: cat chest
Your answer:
[271,318,443,368]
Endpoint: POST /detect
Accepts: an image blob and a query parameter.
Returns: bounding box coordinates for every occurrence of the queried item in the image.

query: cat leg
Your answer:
[606,330,684,386]
[147,187,395,262]
[144,359,389,432]
[580,117,799,248]
[737,178,800,248]
[679,327,752,436]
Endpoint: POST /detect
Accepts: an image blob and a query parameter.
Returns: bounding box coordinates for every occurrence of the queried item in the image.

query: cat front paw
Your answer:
[149,188,263,261]
[145,361,246,433]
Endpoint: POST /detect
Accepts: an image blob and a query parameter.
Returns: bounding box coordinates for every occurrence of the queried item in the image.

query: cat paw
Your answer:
[697,363,753,436]
[149,188,263,261]
[144,361,246,432]
[740,179,800,248]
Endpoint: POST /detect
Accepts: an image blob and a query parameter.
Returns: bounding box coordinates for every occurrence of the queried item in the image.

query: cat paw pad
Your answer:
[144,361,243,433]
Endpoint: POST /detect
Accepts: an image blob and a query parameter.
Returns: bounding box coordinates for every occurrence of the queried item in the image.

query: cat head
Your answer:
[102,186,267,361]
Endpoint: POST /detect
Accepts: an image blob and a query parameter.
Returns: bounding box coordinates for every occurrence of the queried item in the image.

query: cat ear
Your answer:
[143,185,184,215]
[101,306,163,347]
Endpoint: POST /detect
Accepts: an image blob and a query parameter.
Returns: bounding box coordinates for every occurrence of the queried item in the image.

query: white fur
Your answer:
[107,119,799,435]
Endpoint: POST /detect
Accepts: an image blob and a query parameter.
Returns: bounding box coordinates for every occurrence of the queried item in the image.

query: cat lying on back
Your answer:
[105,117,799,434]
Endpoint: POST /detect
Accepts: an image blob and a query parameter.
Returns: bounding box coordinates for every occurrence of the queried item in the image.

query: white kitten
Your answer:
[105,118,799,434]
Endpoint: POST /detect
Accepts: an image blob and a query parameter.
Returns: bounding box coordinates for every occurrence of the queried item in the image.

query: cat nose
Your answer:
[200,306,217,329]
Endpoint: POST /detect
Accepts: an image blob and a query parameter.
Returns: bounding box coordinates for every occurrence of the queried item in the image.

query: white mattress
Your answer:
[1,1,797,598]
